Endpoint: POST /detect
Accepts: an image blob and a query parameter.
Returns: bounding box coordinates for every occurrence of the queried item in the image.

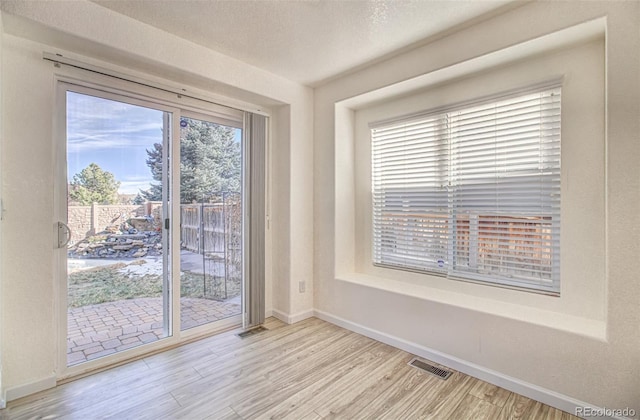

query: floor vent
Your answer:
[408,358,453,380]
[237,326,268,338]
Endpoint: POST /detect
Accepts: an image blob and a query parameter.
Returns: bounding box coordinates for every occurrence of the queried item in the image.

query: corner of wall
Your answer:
[272,308,314,325]
[333,103,356,278]
[287,92,315,316]
[4,375,56,403]
[270,105,292,317]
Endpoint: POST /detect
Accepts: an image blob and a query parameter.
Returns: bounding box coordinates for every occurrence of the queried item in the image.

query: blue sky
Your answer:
[67,91,241,195]
[67,91,164,195]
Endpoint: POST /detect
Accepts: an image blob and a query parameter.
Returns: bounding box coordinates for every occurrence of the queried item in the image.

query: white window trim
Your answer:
[335,23,606,338]
[370,82,562,295]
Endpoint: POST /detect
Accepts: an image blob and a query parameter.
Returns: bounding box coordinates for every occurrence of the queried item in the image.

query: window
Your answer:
[371,83,561,294]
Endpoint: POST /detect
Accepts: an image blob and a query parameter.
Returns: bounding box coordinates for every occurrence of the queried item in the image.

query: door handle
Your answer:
[57,221,72,248]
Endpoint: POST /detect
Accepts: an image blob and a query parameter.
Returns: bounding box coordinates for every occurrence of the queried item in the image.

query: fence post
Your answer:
[198,203,203,254]
[91,202,99,235]
[469,213,478,269]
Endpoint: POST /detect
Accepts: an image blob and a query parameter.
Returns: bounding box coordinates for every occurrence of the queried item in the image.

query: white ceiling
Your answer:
[92,0,514,87]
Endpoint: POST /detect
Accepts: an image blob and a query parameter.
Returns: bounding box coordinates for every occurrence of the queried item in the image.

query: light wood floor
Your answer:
[2,317,580,419]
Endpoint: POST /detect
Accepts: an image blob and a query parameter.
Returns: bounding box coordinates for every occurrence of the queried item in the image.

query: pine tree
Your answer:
[140,119,241,203]
[140,142,163,201]
[69,163,120,205]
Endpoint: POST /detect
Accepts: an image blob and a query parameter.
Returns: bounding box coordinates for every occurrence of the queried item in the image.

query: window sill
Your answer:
[335,271,607,341]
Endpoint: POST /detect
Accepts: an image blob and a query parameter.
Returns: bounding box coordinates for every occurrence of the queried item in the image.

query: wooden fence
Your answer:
[180,195,242,300]
[67,199,241,256]
[180,195,242,257]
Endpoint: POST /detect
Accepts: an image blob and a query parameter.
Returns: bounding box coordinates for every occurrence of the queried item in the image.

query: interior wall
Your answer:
[0,0,314,400]
[288,96,315,318]
[1,35,57,399]
[314,0,639,412]
[354,39,605,322]
[271,105,292,315]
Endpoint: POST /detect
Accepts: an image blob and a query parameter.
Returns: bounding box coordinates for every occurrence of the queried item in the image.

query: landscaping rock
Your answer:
[68,229,163,260]
[132,250,147,258]
[110,234,146,241]
[105,225,119,234]
[128,217,155,232]
[113,245,133,251]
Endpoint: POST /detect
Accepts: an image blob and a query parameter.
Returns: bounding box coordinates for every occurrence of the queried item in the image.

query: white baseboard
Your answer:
[5,375,56,403]
[314,309,629,420]
[271,309,288,323]
[271,308,314,324]
[289,309,314,324]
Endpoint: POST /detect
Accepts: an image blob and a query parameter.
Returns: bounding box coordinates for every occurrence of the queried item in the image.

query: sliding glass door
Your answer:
[57,81,256,373]
[62,86,172,366]
[178,115,243,331]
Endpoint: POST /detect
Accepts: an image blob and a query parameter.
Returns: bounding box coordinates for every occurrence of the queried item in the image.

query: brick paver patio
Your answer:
[67,297,241,366]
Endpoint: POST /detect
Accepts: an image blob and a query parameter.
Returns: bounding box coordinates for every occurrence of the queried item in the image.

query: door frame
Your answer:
[176,110,244,337]
[54,76,248,380]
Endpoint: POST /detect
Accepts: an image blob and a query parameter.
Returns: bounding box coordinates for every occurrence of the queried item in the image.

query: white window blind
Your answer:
[371,84,561,294]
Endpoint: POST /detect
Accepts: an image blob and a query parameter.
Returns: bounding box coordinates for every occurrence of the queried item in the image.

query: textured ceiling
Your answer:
[92,0,514,87]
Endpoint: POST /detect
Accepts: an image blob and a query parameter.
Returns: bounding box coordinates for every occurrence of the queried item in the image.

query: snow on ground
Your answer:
[67,257,163,277]
[117,257,164,277]
[68,251,208,277]
[68,258,125,274]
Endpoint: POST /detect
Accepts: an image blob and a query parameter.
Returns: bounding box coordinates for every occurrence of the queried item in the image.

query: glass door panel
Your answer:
[179,116,243,331]
[65,90,171,366]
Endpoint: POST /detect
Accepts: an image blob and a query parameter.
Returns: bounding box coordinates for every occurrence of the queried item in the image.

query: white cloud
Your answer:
[118,179,154,195]
[67,92,165,152]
